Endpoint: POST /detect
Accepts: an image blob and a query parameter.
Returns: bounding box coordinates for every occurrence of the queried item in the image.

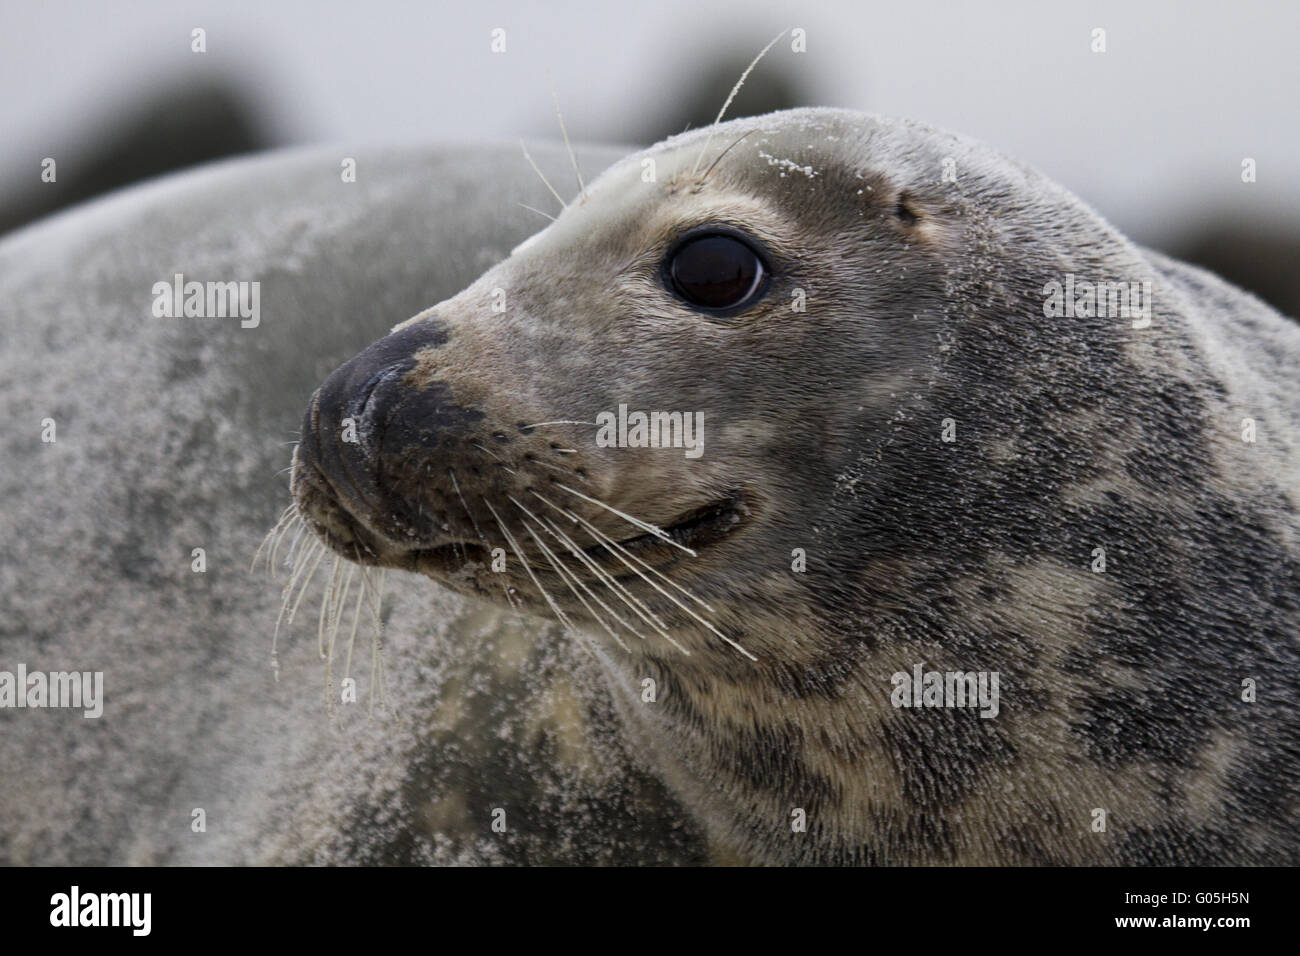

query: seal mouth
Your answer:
[409,493,749,581]
[596,494,747,563]
[297,448,750,590]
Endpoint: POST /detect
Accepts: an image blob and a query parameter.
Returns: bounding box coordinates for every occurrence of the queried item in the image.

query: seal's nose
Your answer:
[320,317,449,440]
[297,316,452,512]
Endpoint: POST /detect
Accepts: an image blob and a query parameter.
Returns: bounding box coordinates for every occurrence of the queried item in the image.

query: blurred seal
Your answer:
[0,141,719,865]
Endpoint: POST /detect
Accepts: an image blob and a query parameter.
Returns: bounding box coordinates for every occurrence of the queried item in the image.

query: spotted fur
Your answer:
[293,109,1300,864]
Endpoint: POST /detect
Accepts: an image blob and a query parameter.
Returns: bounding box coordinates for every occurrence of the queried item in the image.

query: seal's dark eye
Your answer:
[667,233,766,312]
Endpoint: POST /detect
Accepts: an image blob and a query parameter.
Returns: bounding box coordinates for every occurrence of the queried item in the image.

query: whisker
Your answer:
[575,514,753,660]
[532,491,713,613]
[278,536,321,608]
[520,139,567,212]
[528,510,663,645]
[329,561,355,662]
[552,482,696,556]
[532,490,749,658]
[520,518,627,651]
[534,517,649,644]
[318,554,343,660]
[282,522,309,580]
[690,30,785,177]
[527,456,589,483]
[356,561,384,625]
[470,442,517,474]
[252,503,296,572]
[483,498,574,634]
[700,127,759,184]
[271,537,326,679]
[272,515,306,583]
[511,496,649,637]
[346,567,370,683]
[530,496,691,655]
[286,540,328,627]
[522,420,596,428]
[369,569,391,718]
[342,564,366,678]
[328,560,366,717]
[347,566,391,717]
[547,68,586,201]
[512,494,657,633]
[323,561,354,717]
[527,492,671,632]
[450,469,517,610]
[255,505,299,575]
[518,202,558,222]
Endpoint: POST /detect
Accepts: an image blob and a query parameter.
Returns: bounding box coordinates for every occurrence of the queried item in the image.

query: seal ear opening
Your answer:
[894,192,921,225]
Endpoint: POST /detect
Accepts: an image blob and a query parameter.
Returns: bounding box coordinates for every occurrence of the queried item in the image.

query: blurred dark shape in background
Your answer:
[1172,226,1300,321]
[3,60,1296,327]
[623,50,815,146]
[0,78,275,236]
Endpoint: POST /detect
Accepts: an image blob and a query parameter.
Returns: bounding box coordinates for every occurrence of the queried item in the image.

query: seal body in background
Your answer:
[0,141,716,865]
[293,108,1300,865]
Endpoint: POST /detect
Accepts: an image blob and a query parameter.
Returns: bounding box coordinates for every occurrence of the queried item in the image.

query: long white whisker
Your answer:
[553,482,696,556]
[528,492,672,633]
[252,504,296,572]
[547,69,586,201]
[520,139,567,212]
[324,562,354,718]
[483,498,575,634]
[578,515,753,660]
[276,519,307,581]
[470,442,517,474]
[271,537,326,680]
[534,491,714,613]
[513,495,643,635]
[286,541,328,627]
[533,502,686,650]
[690,30,786,177]
[318,554,342,660]
[530,491,749,659]
[527,455,589,482]
[336,563,366,704]
[518,202,558,222]
[328,561,355,663]
[520,518,627,651]
[450,468,517,610]
[530,510,656,644]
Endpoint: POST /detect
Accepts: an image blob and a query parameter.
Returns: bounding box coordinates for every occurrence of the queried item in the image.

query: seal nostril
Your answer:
[354,363,405,423]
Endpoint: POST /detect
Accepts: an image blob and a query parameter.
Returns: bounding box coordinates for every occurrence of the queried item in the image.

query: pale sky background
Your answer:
[2,0,1297,245]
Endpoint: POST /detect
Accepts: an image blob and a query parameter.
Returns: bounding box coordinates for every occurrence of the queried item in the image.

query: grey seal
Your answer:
[290,108,1300,865]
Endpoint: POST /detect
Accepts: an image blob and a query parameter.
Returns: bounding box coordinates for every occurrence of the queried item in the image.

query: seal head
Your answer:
[292,109,1300,864]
